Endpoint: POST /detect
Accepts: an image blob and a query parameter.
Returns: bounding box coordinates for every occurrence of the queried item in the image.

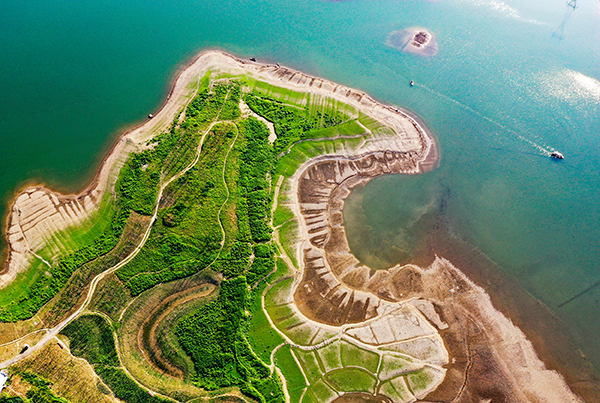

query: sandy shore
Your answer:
[284,148,583,401]
[0,50,586,401]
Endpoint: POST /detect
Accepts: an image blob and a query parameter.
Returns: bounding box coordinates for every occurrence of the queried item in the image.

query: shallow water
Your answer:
[1,0,599,379]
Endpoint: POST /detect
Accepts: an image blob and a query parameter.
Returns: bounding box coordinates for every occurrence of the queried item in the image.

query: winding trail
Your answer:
[0,87,249,403]
[0,91,231,372]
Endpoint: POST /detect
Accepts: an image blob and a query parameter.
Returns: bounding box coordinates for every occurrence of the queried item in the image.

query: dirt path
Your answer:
[239,98,277,143]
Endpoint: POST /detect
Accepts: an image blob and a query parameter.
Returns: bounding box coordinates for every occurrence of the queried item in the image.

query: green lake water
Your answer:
[1,0,600,388]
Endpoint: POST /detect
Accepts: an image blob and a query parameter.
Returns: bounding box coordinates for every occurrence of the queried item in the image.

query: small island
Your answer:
[387,27,438,57]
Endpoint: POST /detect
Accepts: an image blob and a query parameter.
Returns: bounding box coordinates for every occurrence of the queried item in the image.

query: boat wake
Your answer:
[419,85,555,157]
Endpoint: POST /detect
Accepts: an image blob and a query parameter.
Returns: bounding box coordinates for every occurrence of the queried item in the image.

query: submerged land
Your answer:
[0,51,584,402]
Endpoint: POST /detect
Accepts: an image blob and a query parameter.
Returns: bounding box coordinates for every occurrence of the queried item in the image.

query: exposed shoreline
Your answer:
[0,49,588,401]
[425,221,600,401]
[286,143,584,401]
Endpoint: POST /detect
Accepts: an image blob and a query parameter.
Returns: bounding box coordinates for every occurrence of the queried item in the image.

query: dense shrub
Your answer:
[245,93,345,157]
[60,314,119,366]
[94,366,169,403]
[175,276,248,389]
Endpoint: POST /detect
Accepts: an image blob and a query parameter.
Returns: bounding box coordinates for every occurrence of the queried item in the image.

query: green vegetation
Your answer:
[247,284,285,364]
[2,74,409,402]
[303,119,364,139]
[60,314,118,366]
[340,340,380,374]
[266,258,292,284]
[88,273,132,321]
[116,124,239,293]
[60,314,170,403]
[305,379,337,403]
[0,119,181,322]
[94,365,169,403]
[176,277,253,389]
[175,275,285,402]
[272,202,294,228]
[277,221,299,268]
[244,93,349,156]
[315,342,342,372]
[324,367,377,394]
[274,345,307,403]
[8,371,70,403]
[407,367,436,395]
[249,81,309,108]
[291,350,322,384]
[0,396,25,403]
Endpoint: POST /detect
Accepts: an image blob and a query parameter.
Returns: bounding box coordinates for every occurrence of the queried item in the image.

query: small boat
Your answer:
[250,57,257,62]
[148,114,154,119]
[551,151,564,159]
[410,80,414,87]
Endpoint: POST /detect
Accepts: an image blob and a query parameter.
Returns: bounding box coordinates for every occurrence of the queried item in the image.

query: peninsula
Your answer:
[0,51,582,403]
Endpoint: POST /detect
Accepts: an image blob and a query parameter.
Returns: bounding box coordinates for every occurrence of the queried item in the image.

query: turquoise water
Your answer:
[1,0,599,382]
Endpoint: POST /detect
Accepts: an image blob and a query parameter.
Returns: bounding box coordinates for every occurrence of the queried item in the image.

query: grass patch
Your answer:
[249,81,309,108]
[274,345,307,400]
[305,379,337,403]
[316,341,342,373]
[273,205,294,229]
[357,112,382,132]
[0,258,46,311]
[324,367,377,394]
[247,285,285,364]
[406,367,441,396]
[277,221,298,269]
[264,278,294,308]
[340,340,380,374]
[379,354,419,381]
[303,119,365,139]
[267,259,293,285]
[378,376,412,402]
[291,349,322,384]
